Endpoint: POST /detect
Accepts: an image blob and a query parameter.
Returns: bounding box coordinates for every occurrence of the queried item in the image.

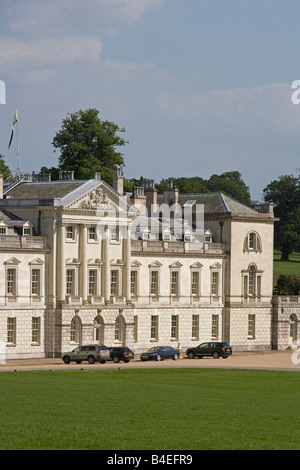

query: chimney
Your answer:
[113,167,124,195]
[0,174,3,199]
[59,170,74,180]
[163,179,179,215]
[130,186,147,216]
[141,179,157,215]
[94,172,101,182]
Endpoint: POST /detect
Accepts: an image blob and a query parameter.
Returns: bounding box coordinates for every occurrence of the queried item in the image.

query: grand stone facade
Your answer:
[0,171,298,359]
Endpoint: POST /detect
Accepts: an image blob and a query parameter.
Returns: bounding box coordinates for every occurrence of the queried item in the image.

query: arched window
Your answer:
[70,315,81,343]
[243,264,262,300]
[244,232,262,252]
[115,315,125,343]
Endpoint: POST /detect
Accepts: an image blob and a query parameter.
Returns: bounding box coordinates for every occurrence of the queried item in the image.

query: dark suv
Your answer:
[186,342,232,359]
[108,347,135,363]
[62,344,110,364]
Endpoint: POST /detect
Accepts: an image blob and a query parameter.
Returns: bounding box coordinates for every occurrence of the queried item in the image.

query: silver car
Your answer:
[62,344,110,364]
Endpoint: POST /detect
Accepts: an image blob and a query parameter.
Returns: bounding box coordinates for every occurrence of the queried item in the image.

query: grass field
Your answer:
[0,368,299,450]
[273,251,300,285]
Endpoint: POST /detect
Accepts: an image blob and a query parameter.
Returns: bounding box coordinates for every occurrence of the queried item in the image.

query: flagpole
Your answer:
[16,108,20,181]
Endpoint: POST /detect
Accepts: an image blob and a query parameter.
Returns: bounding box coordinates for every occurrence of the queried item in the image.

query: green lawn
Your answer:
[273,251,300,285]
[0,368,299,450]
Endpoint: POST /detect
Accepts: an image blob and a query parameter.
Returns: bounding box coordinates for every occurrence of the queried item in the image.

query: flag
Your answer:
[8,108,18,149]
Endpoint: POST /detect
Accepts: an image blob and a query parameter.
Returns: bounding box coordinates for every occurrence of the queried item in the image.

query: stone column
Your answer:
[125,225,131,303]
[80,224,88,303]
[103,225,110,303]
[57,222,65,303]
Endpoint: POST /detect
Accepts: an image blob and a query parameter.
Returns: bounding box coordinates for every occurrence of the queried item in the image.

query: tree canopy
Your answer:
[51,108,127,185]
[263,174,300,261]
[0,154,13,180]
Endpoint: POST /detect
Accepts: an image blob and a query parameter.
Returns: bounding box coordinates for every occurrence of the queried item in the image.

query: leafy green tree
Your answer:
[263,174,300,261]
[275,274,300,295]
[206,171,252,205]
[51,108,128,185]
[0,154,13,180]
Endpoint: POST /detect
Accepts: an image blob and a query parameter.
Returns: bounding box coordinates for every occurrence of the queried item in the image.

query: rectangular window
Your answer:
[151,315,158,340]
[7,317,16,344]
[88,227,96,240]
[111,270,118,296]
[88,270,97,295]
[192,314,199,338]
[171,271,179,296]
[23,227,32,236]
[32,317,41,343]
[211,314,219,338]
[248,314,256,338]
[110,227,118,241]
[31,269,40,295]
[130,271,137,296]
[66,269,74,295]
[150,271,158,296]
[6,268,16,295]
[171,315,179,339]
[0,227,6,235]
[211,272,219,296]
[66,226,74,239]
[191,271,199,296]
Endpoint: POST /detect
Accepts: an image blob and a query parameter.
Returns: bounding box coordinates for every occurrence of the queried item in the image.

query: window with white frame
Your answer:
[130,270,137,297]
[171,271,179,296]
[244,231,261,252]
[110,226,119,242]
[66,226,75,240]
[115,316,125,342]
[150,271,159,296]
[192,314,200,339]
[6,268,17,296]
[70,316,81,343]
[211,314,219,339]
[32,317,41,343]
[211,271,219,297]
[134,315,138,342]
[7,317,16,344]
[191,271,200,296]
[171,315,179,339]
[151,315,158,340]
[243,264,262,300]
[31,269,41,296]
[66,269,75,295]
[88,226,97,241]
[248,314,256,338]
[88,270,97,296]
[111,270,119,296]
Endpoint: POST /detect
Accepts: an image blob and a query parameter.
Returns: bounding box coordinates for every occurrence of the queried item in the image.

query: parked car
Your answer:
[62,344,110,364]
[186,342,232,359]
[108,347,135,363]
[140,346,180,361]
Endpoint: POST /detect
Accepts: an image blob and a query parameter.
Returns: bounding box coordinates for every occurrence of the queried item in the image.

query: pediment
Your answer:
[4,257,21,265]
[29,258,44,266]
[64,181,135,215]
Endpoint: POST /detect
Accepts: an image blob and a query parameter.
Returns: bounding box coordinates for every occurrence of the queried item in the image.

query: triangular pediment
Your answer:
[63,181,137,216]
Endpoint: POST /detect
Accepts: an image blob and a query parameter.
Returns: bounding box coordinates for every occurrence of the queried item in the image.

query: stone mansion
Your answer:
[0,170,298,359]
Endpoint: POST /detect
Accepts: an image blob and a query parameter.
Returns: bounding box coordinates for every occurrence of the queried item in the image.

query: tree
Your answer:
[52,108,128,185]
[0,154,13,180]
[275,274,300,295]
[263,174,300,261]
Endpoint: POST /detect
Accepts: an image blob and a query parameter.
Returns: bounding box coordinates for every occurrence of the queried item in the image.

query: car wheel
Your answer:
[156,354,162,361]
[222,355,228,359]
[88,355,95,364]
[124,359,129,363]
[188,352,195,359]
[75,360,82,364]
[173,353,179,360]
[100,360,106,364]
[212,352,220,359]
[113,356,119,363]
[63,356,71,364]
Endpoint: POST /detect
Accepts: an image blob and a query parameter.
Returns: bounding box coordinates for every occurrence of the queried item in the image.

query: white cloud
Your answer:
[0,36,103,67]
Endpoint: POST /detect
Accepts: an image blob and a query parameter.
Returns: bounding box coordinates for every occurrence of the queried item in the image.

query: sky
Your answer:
[1,0,300,202]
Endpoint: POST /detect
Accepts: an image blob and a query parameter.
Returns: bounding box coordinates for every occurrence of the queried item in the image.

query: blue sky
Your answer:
[0,0,300,201]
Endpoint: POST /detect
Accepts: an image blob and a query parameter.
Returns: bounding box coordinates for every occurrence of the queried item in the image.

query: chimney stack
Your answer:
[113,167,124,195]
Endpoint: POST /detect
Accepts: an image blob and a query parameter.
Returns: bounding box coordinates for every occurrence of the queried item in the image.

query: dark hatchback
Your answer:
[186,342,232,359]
[140,346,180,362]
[108,347,135,363]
